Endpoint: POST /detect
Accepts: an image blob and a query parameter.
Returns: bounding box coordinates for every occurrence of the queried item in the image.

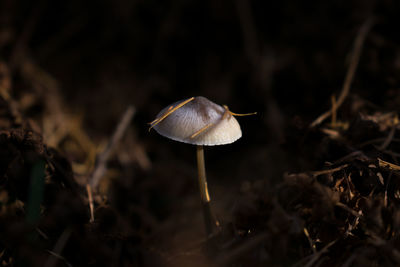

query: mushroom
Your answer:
[150,96,254,236]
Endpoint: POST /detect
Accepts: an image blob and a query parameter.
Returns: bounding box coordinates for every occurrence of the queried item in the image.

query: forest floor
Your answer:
[2,1,400,267]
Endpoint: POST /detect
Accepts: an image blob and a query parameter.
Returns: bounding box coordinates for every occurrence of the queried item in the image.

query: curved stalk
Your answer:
[196,145,214,236]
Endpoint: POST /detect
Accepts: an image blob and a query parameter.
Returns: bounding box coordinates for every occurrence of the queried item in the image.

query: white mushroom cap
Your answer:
[152,96,242,146]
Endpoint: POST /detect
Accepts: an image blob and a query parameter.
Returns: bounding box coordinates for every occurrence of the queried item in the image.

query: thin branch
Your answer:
[87,106,135,223]
[335,202,362,218]
[378,124,397,150]
[45,227,73,267]
[310,164,349,177]
[384,172,392,207]
[310,18,374,128]
[86,184,95,223]
[90,105,136,188]
[378,158,400,172]
[304,239,337,267]
[148,97,193,131]
[304,227,317,254]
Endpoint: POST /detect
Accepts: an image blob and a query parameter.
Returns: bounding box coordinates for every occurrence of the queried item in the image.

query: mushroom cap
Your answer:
[153,96,242,146]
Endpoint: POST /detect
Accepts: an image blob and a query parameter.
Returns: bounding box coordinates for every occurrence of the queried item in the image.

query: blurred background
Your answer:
[1,0,400,266]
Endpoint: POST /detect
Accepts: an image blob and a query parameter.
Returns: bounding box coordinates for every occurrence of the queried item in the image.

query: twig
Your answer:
[345,173,355,200]
[384,172,392,207]
[87,106,135,223]
[304,227,317,254]
[310,18,374,127]
[341,252,358,267]
[304,239,337,267]
[86,184,95,223]
[378,158,400,171]
[90,105,136,188]
[330,94,337,126]
[149,97,193,130]
[335,202,361,218]
[45,251,73,267]
[310,164,349,177]
[378,124,397,150]
[320,128,340,139]
[36,227,49,240]
[44,227,73,267]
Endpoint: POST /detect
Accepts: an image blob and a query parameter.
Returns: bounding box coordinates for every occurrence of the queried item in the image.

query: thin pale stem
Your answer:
[196,145,213,236]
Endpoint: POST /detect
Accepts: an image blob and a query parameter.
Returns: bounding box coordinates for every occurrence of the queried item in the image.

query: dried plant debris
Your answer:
[0,68,156,266]
[216,111,400,266]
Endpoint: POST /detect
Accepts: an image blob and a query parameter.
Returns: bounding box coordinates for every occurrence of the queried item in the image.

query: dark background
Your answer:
[1,0,400,266]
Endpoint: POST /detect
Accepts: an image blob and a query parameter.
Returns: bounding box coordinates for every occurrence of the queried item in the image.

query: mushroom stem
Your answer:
[196,145,214,236]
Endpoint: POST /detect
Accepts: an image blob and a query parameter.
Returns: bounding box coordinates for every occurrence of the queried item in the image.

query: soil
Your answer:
[1,1,400,266]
